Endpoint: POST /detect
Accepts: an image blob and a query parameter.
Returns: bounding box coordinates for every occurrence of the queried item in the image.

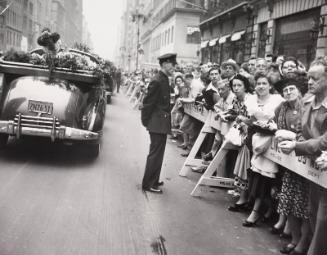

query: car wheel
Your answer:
[87,143,100,158]
[106,95,111,104]
[0,134,8,149]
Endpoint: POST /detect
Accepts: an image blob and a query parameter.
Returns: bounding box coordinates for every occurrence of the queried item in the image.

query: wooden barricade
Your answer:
[264,138,327,189]
[179,102,235,196]
[125,81,135,96]
[133,92,145,109]
[190,141,237,196]
[179,111,214,177]
[129,84,139,102]
[181,102,327,197]
[178,102,210,177]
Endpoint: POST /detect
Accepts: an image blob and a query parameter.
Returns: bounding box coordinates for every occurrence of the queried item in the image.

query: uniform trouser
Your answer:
[308,183,327,255]
[117,82,120,93]
[142,132,167,189]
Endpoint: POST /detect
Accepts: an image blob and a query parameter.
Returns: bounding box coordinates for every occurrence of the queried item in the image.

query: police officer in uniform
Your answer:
[141,53,177,193]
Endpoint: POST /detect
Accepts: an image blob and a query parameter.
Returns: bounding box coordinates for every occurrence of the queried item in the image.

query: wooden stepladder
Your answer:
[179,111,215,177]
[190,141,238,197]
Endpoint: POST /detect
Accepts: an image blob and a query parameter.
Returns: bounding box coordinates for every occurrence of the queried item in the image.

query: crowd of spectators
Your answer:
[122,54,327,255]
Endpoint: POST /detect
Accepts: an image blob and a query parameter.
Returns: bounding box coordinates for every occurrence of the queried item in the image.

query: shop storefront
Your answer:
[219,34,231,62]
[274,8,321,68]
[230,30,246,64]
[200,2,251,65]
[208,37,219,63]
[201,40,209,63]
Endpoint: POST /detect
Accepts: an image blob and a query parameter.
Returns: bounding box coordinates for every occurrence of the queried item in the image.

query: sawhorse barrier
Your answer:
[125,81,135,96]
[179,103,235,196]
[180,102,327,197]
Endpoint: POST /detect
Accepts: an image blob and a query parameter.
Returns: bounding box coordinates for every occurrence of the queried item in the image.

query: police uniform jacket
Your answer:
[141,71,171,134]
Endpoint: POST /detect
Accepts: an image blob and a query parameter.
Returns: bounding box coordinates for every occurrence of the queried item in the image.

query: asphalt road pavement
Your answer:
[0,92,283,255]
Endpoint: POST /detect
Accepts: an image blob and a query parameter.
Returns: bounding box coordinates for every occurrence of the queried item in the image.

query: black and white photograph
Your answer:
[0,0,326,254]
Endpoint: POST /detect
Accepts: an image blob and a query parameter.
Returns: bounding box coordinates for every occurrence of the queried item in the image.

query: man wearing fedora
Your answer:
[221,59,239,81]
[141,53,177,193]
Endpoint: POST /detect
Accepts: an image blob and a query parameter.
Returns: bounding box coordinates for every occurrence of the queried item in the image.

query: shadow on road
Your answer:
[0,136,98,167]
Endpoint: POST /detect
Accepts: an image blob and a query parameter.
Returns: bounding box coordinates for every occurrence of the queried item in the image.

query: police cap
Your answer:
[158,53,177,65]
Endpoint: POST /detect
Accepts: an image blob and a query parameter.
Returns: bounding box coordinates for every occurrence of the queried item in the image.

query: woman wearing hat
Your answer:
[273,76,310,255]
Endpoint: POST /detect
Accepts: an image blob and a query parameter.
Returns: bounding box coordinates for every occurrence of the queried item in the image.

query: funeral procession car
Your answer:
[0,48,107,157]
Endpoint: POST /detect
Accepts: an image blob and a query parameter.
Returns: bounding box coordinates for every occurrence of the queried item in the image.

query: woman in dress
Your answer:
[274,77,310,255]
[242,72,284,227]
[225,74,254,211]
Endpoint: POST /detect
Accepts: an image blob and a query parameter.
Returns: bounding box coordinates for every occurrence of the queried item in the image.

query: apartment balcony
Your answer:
[200,0,248,23]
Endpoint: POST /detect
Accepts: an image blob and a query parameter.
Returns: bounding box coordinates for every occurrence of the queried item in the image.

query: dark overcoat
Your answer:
[141,71,171,134]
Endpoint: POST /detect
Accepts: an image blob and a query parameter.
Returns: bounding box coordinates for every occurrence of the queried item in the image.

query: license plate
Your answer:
[28,100,53,115]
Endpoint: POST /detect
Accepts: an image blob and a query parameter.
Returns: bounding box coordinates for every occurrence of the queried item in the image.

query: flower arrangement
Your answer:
[1,30,117,79]
[3,49,102,76]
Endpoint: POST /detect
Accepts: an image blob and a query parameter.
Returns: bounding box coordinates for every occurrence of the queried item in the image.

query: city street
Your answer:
[0,93,283,255]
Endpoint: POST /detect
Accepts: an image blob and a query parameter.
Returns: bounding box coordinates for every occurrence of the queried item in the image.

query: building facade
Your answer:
[0,0,85,52]
[117,0,139,71]
[140,0,204,69]
[82,16,93,50]
[52,0,83,48]
[118,0,204,71]
[200,0,327,68]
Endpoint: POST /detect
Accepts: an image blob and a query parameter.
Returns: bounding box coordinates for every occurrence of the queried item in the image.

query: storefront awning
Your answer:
[200,40,209,48]
[218,34,230,44]
[231,30,245,41]
[209,37,219,47]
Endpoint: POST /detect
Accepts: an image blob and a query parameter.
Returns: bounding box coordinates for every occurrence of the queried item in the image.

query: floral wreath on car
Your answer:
[2,29,104,77]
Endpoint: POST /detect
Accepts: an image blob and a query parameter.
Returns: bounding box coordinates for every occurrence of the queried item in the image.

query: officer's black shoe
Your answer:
[143,187,163,194]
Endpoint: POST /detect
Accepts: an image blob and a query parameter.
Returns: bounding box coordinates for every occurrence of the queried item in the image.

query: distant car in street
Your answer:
[0,49,106,157]
[104,72,116,104]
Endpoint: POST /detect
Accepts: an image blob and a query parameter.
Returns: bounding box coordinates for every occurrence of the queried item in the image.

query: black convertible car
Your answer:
[0,49,106,157]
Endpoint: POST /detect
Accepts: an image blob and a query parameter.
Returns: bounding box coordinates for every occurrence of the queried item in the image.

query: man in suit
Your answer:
[279,58,327,255]
[141,53,177,194]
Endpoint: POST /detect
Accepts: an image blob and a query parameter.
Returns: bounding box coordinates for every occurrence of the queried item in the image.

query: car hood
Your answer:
[1,76,87,127]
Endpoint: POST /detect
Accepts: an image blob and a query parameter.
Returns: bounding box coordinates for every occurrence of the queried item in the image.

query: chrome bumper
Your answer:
[0,114,99,142]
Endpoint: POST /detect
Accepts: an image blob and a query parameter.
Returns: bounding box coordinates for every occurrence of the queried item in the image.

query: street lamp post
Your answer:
[131,8,144,71]
[136,16,140,71]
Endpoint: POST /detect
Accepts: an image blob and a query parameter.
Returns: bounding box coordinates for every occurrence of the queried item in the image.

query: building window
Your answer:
[258,22,267,58]
[171,26,174,43]
[167,28,170,44]
[186,26,200,44]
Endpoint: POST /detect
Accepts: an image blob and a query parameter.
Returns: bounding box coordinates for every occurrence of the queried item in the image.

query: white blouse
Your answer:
[245,94,284,122]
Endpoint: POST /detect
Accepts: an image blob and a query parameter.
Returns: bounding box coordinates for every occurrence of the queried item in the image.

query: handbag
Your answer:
[252,133,273,155]
[225,123,243,146]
